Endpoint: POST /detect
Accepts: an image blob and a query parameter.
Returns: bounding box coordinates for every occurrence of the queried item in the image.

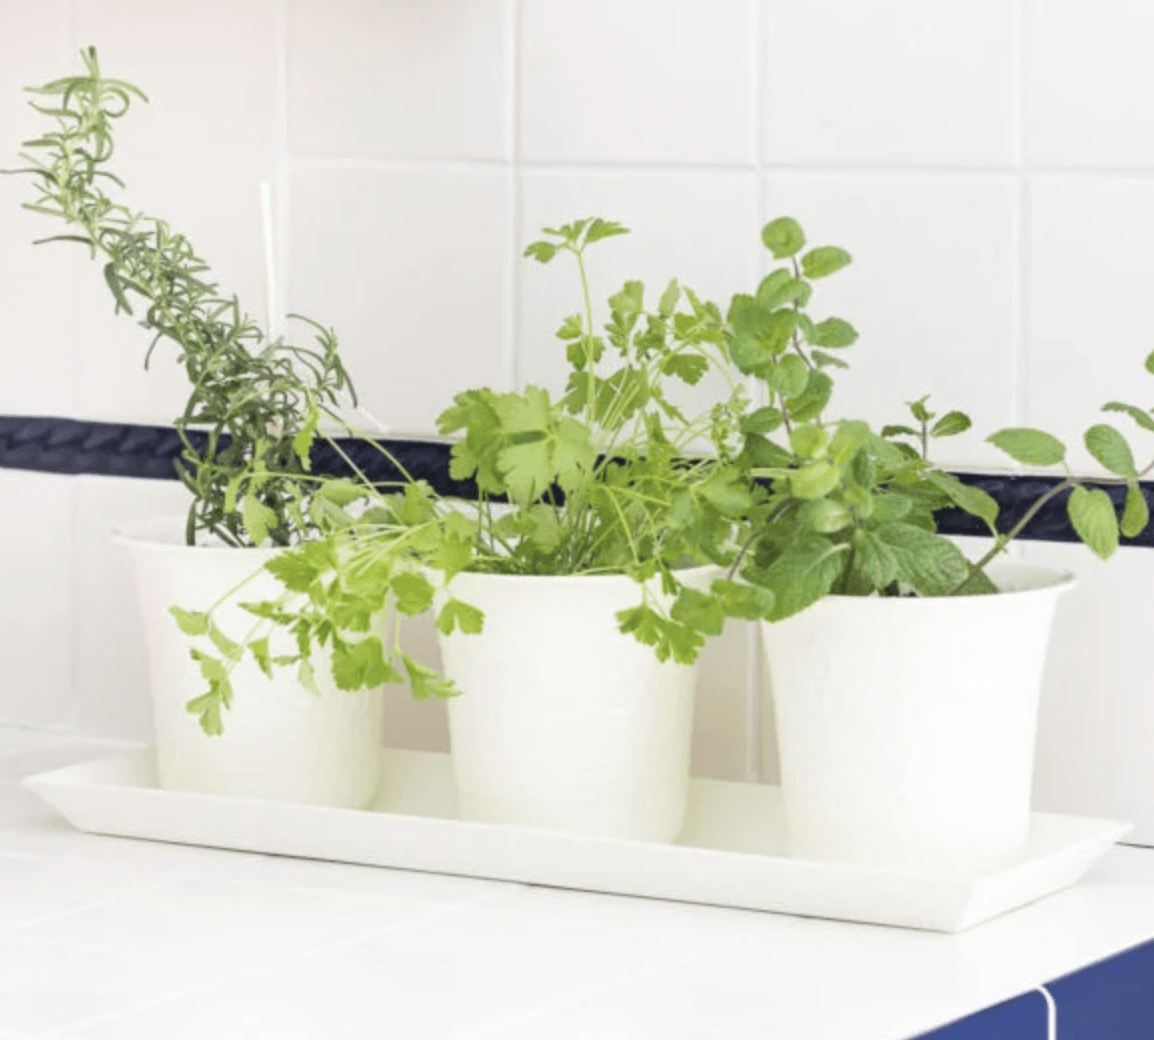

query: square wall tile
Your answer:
[520,0,756,165]
[0,470,74,728]
[288,0,511,160]
[762,173,1019,468]
[763,0,1017,167]
[289,165,511,436]
[73,151,276,424]
[1026,176,1154,475]
[73,0,278,160]
[518,170,759,414]
[75,476,191,741]
[1026,0,1154,168]
[1024,541,1154,845]
[0,0,80,415]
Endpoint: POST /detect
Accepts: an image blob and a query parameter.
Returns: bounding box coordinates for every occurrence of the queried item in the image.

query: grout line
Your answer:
[506,0,522,392]
[1013,0,1030,431]
[275,0,291,326]
[41,883,524,1038]
[746,0,766,784]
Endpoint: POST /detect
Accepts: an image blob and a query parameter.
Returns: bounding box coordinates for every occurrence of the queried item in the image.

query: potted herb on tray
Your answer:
[723,216,1154,874]
[12,49,398,808]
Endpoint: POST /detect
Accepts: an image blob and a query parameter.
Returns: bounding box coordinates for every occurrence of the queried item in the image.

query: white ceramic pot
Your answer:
[438,567,714,841]
[118,517,384,808]
[761,560,1074,875]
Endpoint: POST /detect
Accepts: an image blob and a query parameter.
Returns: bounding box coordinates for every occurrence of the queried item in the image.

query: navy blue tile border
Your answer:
[2,414,1151,547]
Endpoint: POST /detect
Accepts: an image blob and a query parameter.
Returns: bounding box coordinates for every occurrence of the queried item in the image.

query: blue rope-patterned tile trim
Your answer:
[2,415,1150,546]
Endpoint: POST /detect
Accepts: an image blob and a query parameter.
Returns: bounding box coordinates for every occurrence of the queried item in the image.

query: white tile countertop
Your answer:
[3,726,1154,1040]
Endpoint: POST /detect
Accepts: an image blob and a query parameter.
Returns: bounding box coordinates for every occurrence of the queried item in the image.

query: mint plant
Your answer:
[10,47,356,548]
[723,217,1154,620]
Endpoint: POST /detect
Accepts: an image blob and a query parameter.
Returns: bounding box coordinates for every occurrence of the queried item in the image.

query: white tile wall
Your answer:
[3,0,1154,816]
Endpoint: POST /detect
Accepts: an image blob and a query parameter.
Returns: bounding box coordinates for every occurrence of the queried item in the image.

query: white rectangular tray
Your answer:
[24,748,1129,933]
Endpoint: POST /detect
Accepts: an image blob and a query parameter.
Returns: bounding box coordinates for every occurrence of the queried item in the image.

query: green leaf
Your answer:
[756,272,808,310]
[391,571,435,615]
[298,657,321,697]
[1103,401,1154,434]
[584,217,629,243]
[812,350,850,370]
[401,653,460,700]
[1084,424,1137,477]
[829,420,871,466]
[881,424,919,440]
[851,528,898,589]
[786,370,833,422]
[616,604,704,664]
[555,314,584,340]
[169,606,209,637]
[658,279,680,317]
[801,246,852,279]
[250,637,272,678]
[670,586,725,637]
[799,498,852,534]
[769,354,809,399]
[739,406,784,435]
[907,395,933,423]
[241,492,278,546]
[1068,486,1119,559]
[790,459,841,499]
[738,433,794,469]
[875,522,970,595]
[754,535,847,621]
[430,535,473,583]
[208,623,242,663]
[332,637,397,690]
[1146,349,1154,375]
[1122,482,1150,539]
[987,428,1067,466]
[523,241,557,263]
[926,471,1000,534]
[660,352,709,385]
[810,317,857,348]
[930,411,972,438]
[292,405,318,470]
[186,693,223,737]
[265,550,322,592]
[710,579,775,621]
[790,423,828,459]
[699,467,754,515]
[436,598,485,636]
[761,217,806,259]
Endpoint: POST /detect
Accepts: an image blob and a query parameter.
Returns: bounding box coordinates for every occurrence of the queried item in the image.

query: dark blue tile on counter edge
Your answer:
[915,990,1048,1040]
[5,415,1154,547]
[915,938,1154,1040]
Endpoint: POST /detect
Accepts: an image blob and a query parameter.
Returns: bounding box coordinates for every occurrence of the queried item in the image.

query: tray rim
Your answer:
[21,747,1133,932]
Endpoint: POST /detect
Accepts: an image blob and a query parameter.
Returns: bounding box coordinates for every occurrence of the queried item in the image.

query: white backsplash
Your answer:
[1,0,1152,806]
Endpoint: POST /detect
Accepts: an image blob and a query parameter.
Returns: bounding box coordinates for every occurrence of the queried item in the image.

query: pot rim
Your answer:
[443,562,720,587]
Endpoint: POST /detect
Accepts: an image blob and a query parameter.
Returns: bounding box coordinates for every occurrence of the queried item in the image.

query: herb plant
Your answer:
[722,216,1154,619]
[11,47,356,548]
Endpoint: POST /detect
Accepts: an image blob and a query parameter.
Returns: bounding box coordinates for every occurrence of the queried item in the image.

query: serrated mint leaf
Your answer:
[761,216,805,259]
[710,578,775,621]
[1103,401,1154,434]
[739,406,784,435]
[829,420,871,466]
[851,528,898,589]
[811,317,857,348]
[1084,423,1137,477]
[756,272,807,310]
[987,428,1067,467]
[786,370,833,422]
[875,522,969,595]
[930,411,972,438]
[790,460,840,500]
[770,354,809,399]
[1068,486,1119,559]
[799,498,852,534]
[1123,482,1150,539]
[926,471,999,534]
[801,246,852,279]
[754,536,846,621]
